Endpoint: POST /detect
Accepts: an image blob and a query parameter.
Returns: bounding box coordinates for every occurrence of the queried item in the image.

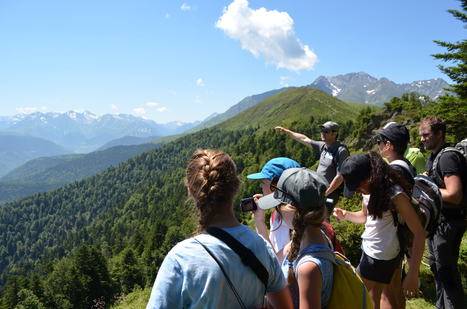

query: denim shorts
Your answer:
[357,251,400,284]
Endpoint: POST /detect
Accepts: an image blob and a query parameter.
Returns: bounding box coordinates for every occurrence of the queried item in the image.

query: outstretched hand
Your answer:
[333,208,346,222]
[275,126,288,133]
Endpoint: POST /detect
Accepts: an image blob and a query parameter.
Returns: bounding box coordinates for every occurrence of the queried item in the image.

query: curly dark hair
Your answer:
[366,151,412,219]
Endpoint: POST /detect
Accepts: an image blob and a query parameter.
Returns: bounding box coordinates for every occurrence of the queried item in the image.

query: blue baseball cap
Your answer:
[247,157,301,180]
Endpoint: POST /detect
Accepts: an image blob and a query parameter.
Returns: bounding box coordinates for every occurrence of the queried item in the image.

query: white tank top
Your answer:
[361,185,406,260]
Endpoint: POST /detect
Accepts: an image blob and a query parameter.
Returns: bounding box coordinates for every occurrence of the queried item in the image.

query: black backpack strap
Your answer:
[206,227,269,290]
[391,209,408,258]
[431,147,463,187]
[331,143,349,168]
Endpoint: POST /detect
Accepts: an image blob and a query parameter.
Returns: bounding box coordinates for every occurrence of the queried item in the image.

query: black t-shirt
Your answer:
[426,144,466,212]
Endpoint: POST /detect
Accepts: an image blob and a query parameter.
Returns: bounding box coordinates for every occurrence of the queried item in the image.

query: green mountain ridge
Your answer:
[0,132,70,178]
[0,143,163,205]
[217,87,367,131]
[188,88,287,132]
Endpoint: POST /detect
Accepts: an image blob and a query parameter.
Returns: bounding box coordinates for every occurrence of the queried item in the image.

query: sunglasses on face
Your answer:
[270,184,295,202]
[375,135,388,144]
[321,129,331,133]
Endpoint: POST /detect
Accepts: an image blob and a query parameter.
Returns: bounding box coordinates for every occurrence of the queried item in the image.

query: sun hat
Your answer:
[319,121,339,131]
[257,167,328,211]
[247,157,300,180]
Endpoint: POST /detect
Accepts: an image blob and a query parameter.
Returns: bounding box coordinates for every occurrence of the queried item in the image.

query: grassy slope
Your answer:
[217,87,367,131]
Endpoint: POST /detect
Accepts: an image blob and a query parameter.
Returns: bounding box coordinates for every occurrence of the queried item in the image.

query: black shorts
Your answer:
[357,251,400,284]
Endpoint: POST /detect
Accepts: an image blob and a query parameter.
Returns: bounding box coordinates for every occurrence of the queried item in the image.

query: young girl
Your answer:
[146,149,292,309]
[258,167,334,309]
[333,152,424,309]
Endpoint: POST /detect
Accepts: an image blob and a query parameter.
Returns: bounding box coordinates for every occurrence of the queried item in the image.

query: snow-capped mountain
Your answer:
[0,111,200,153]
[308,72,449,106]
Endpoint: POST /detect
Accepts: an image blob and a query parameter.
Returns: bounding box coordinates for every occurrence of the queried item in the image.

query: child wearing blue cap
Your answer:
[247,157,300,263]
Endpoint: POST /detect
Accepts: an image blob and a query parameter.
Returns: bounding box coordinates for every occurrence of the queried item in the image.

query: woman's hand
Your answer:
[333,208,346,222]
[402,271,420,298]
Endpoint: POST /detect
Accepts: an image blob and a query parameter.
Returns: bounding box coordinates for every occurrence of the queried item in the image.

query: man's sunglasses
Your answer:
[375,135,388,144]
[321,129,333,133]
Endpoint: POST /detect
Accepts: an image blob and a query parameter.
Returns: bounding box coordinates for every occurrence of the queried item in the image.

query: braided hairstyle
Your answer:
[185,149,240,232]
[285,204,326,284]
[366,151,412,219]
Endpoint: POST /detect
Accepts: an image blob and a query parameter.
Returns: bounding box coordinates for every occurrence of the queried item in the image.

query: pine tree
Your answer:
[431,0,467,141]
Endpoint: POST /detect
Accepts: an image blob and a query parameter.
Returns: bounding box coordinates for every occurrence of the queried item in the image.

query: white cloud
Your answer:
[168,90,177,95]
[110,104,118,111]
[165,12,170,19]
[16,107,40,114]
[181,3,191,11]
[156,107,169,112]
[196,78,205,87]
[195,96,202,104]
[280,76,291,87]
[216,0,317,72]
[146,101,159,107]
[133,107,147,116]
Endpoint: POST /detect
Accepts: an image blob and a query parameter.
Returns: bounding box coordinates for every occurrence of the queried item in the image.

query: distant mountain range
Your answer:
[97,135,162,151]
[0,111,200,153]
[0,132,69,177]
[190,72,449,133]
[308,72,449,106]
[0,71,448,202]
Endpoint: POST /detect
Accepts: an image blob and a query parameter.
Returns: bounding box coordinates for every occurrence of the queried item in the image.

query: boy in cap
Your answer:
[247,157,301,262]
[275,121,349,217]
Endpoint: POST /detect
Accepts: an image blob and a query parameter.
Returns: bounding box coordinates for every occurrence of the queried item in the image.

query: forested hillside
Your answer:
[0,143,163,205]
[0,133,70,178]
[0,85,464,308]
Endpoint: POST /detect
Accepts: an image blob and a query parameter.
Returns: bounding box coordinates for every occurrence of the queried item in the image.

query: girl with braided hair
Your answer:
[333,152,425,309]
[257,167,334,308]
[147,149,292,309]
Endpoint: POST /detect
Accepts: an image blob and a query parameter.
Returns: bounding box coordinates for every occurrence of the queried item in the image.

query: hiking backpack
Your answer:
[305,250,373,309]
[392,174,442,256]
[430,139,467,189]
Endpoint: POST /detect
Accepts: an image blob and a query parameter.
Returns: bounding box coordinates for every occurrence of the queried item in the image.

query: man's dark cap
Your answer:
[373,122,409,147]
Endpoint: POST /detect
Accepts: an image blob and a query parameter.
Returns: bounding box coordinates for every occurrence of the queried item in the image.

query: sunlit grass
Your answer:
[111,286,151,309]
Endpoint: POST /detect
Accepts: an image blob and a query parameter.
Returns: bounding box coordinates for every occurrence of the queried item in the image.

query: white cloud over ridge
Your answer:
[146,101,159,107]
[157,107,168,112]
[216,0,317,72]
[16,107,41,114]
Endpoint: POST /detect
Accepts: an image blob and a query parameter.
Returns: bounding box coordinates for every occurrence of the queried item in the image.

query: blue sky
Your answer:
[0,0,463,123]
